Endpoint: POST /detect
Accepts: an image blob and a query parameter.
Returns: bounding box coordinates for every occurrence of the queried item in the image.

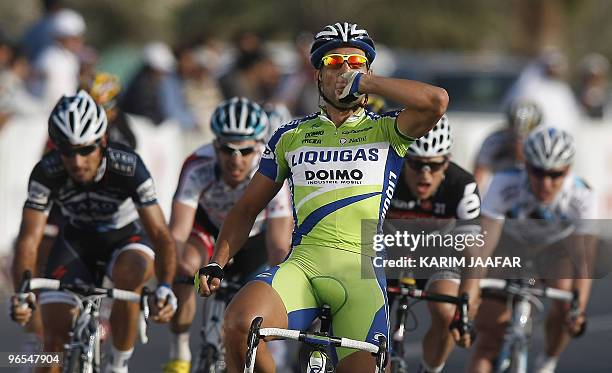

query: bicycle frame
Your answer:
[479,279,578,373]
[387,279,473,373]
[193,279,241,373]
[495,295,531,373]
[20,273,149,373]
[63,295,104,373]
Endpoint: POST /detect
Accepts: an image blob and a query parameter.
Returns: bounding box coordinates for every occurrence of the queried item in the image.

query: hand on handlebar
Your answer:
[150,284,177,323]
[195,263,224,297]
[566,310,587,337]
[449,311,476,348]
[9,292,36,326]
[449,293,477,348]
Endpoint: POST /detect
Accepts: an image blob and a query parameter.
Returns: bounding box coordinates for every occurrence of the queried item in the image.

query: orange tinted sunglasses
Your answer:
[321,54,368,69]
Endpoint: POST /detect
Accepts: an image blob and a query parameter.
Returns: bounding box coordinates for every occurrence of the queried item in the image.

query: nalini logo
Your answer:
[339,138,347,145]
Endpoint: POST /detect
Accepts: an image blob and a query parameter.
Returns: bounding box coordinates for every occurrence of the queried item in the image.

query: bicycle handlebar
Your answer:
[479,278,575,302]
[258,327,380,354]
[20,271,148,305]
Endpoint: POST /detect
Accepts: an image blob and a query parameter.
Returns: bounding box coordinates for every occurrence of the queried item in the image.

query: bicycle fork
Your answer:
[496,299,531,373]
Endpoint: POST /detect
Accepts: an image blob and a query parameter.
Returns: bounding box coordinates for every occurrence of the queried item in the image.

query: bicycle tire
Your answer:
[63,347,82,373]
[507,341,528,373]
[194,344,220,373]
[389,356,408,373]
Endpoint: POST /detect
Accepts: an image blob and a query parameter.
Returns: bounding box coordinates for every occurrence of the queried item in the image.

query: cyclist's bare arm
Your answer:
[10,208,47,325]
[479,216,504,261]
[168,200,197,257]
[358,74,449,138]
[265,216,293,266]
[11,208,47,291]
[564,233,597,310]
[138,204,177,285]
[210,173,284,267]
[473,165,491,192]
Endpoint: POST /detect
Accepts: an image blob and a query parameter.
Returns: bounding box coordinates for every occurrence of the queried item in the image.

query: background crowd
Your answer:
[1,0,612,277]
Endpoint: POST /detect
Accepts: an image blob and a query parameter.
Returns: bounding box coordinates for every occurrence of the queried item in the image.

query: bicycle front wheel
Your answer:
[63,347,83,373]
[507,341,528,373]
[194,344,221,373]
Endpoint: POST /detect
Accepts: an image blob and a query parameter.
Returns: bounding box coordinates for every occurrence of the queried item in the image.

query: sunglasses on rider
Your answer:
[58,143,100,157]
[527,165,568,179]
[405,157,448,173]
[216,143,257,157]
[321,54,368,69]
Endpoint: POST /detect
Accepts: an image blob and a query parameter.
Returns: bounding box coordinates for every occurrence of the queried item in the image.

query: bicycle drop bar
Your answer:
[257,328,380,354]
[21,273,149,307]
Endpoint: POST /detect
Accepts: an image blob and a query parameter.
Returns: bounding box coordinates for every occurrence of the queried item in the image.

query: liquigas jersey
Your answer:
[258,109,414,256]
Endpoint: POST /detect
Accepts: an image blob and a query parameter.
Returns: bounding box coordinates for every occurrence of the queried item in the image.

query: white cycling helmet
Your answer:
[210,97,269,141]
[49,90,108,148]
[507,100,542,137]
[523,126,575,170]
[310,22,376,69]
[407,115,452,157]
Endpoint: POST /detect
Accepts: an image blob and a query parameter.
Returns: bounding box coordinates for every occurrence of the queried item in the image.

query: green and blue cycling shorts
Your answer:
[253,244,389,361]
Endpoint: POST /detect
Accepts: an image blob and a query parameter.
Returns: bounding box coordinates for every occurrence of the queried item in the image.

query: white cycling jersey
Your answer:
[174,143,292,237]
[475,128,521,173]
[481,168,597,246]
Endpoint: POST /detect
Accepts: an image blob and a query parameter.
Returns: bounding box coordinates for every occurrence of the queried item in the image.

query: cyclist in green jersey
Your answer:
[196,22,448,373]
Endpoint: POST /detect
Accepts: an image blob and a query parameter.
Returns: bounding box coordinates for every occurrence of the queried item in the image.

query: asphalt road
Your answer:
[1,276,611,372]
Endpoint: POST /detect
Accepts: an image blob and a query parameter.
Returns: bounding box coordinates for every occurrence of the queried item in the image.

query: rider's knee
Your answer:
[112,252,151,290]
[474,330,504,358]
[43,332,68,352]
[223,306,251,338]
[429,304,455,329]
[177,250,201,277]
[547,302,567,322]
[473,317,505,356]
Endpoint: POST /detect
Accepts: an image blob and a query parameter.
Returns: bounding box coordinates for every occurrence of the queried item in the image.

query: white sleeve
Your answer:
[481,173,510,220]
[265,181,292,219]
[573,185,598,235]
[173,160,211,209]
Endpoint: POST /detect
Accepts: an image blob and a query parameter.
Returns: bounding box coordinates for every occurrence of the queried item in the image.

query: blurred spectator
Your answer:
[218,48,281,102]
[577,53,610,119]
[86,72,137,149]
[77,45,98,91]
[159,45,199,130]
[0,45,41,124]
[504,47,581,132]
[120,41,176,125]
[234,29,262,56]
[275,32,318,116]
[182,47,224,140]
[0,33,13,70]
[263,101,293,136]
[29,8,85,111]
[20,0,64,61]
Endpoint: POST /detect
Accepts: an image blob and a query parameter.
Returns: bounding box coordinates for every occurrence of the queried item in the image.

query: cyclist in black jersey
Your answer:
[10,90,177,373]
[387,115,481,373]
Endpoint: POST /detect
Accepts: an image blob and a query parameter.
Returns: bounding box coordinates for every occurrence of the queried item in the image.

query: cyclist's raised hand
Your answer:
[195,262,224,297]
[150,284,177,323]
[336,71,363,103]
[9,292,36,326]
